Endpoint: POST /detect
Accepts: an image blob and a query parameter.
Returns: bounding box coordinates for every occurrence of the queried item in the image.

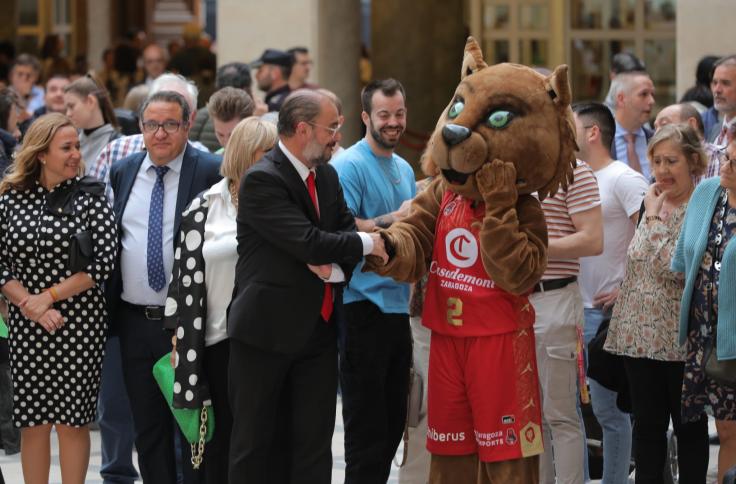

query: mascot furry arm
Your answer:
[364,37,577,295]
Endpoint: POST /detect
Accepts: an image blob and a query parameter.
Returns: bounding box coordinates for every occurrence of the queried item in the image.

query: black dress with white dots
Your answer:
[0,177,116,428]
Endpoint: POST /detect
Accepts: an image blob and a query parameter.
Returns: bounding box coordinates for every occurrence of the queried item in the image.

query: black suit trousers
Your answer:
[228,320,338,484]
[117,303,202,484]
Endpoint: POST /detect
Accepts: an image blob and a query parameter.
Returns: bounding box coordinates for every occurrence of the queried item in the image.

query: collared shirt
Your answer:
[120,149,184,306]
[90,134,209,202]
[201,177,237,346]
[714,116,736,148]
[703,141,725,180]
[278,140,373,281]
[614,122,651,180]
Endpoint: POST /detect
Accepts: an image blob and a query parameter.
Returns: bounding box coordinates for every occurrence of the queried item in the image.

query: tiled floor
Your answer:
[0,404,721,483]
[0,399,400,484]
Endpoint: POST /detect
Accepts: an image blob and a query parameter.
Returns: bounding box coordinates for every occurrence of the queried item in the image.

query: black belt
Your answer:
[533,276,577,293]
[122,301,165,320]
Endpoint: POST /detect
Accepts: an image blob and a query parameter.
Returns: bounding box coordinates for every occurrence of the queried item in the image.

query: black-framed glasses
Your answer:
[307,121,342,138]
[142,120,183,134]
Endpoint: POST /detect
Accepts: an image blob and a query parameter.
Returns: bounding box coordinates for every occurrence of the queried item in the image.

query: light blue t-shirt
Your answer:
[332,139,416,313]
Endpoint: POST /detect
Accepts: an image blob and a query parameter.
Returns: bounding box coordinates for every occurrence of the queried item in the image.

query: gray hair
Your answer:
[277,90,333,137]
[609,72,651,106]
[149,73,199,112]
[139,91,191,124]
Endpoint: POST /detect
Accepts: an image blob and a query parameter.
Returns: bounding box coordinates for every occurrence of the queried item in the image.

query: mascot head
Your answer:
[430,37,577,201]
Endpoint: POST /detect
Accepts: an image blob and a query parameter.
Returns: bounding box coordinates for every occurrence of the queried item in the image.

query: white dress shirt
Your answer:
[201,178,236,346]
[279,140,374,282]
[120,150,184,305]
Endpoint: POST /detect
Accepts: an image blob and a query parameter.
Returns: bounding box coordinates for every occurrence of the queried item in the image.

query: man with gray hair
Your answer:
[609,71,656,179]
[108,90,222,483]
[707,56,736,146]
[227,90,388,483]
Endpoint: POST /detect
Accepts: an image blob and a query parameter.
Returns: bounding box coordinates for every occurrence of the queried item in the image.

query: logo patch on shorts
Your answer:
[505,428,517,445]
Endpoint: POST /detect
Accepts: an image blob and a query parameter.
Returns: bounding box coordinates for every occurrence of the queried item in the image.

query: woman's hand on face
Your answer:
[18,292,54,322]
[37,309,64,333]
[643,183,667,216]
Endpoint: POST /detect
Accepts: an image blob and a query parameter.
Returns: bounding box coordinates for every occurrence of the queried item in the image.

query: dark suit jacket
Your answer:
[228,145,362,354]
[106,143,222,330]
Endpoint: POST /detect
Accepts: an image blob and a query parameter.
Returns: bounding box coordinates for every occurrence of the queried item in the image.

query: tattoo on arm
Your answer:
[373,214,393,229]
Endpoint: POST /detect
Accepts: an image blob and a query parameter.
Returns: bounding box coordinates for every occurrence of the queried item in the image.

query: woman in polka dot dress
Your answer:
[0,113,116,483]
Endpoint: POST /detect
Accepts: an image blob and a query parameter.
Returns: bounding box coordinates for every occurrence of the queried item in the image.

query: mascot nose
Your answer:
[442,124,472,146]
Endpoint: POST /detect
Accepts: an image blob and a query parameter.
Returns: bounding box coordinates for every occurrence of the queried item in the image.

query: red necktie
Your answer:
[306,172,333,322]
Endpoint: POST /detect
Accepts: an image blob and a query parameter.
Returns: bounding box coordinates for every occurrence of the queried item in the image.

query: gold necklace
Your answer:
[228,180,239,210]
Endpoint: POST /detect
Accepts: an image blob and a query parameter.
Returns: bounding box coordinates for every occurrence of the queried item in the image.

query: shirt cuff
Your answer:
[358,232,374,256]
[326,264,345,283]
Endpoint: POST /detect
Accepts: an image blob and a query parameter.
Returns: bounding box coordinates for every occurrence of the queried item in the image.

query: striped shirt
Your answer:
[541,161,601,280]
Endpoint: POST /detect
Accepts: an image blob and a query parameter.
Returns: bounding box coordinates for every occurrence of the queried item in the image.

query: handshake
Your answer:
[368,232,389,265]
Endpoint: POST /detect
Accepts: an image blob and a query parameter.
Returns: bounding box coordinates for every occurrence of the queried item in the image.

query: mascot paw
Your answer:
[475,159,518,207]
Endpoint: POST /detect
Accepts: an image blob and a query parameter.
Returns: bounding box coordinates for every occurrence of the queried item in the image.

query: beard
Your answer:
[304,136,336,166]
[369,123,404,150]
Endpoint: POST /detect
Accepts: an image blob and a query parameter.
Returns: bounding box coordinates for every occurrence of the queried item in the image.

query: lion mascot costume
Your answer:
[364,38,577,483]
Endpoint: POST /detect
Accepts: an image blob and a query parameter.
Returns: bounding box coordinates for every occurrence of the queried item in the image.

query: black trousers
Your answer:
[228,320,337,484]
[623,356,709,484]
[201,339,232,484]
[117,303,202,484]
[339,300,412,484]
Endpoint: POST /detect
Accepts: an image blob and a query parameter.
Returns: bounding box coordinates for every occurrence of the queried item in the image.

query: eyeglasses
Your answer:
[142,120,183,134]
[307,121,342,138]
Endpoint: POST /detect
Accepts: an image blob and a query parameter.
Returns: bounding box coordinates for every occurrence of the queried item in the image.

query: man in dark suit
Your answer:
[228,90,388,483]
[108,90,221,483]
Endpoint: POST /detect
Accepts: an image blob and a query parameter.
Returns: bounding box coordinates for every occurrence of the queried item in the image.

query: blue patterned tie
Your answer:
[147,165,169,291]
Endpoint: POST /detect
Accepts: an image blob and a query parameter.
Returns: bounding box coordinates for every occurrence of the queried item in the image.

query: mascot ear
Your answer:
[461,37,488,80]
[545,65,572,107]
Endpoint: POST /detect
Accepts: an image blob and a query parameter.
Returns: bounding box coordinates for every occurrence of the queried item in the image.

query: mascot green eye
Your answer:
[448,101,464,119]
[486,110,513,129]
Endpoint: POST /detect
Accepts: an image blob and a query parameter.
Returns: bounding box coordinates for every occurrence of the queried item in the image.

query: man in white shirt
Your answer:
[531,161,602,484]
[574,102,648,484]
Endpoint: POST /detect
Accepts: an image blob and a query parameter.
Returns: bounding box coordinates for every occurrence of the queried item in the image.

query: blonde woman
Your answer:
[0,113,116,484]
[164,116,277,483]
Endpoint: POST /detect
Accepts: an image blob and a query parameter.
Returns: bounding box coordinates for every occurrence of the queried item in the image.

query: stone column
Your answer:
[371,0,466,166]
[217,0,362,146]
[676,0,736,99]
[87,0,112,72]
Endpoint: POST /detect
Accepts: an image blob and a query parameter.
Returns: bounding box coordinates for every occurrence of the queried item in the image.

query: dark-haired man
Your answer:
[288,46,317,90]
[109,90,221,483]
[228,90,387,483]
[251,48,293,112]
[32,74,70,118]
[332,78,416,483]
[189,62,266,151]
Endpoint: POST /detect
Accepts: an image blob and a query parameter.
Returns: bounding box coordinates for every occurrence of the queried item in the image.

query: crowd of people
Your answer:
[0,33,734,484]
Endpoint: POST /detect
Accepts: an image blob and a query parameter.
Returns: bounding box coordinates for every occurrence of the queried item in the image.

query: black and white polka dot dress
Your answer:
[0,178,116,428]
